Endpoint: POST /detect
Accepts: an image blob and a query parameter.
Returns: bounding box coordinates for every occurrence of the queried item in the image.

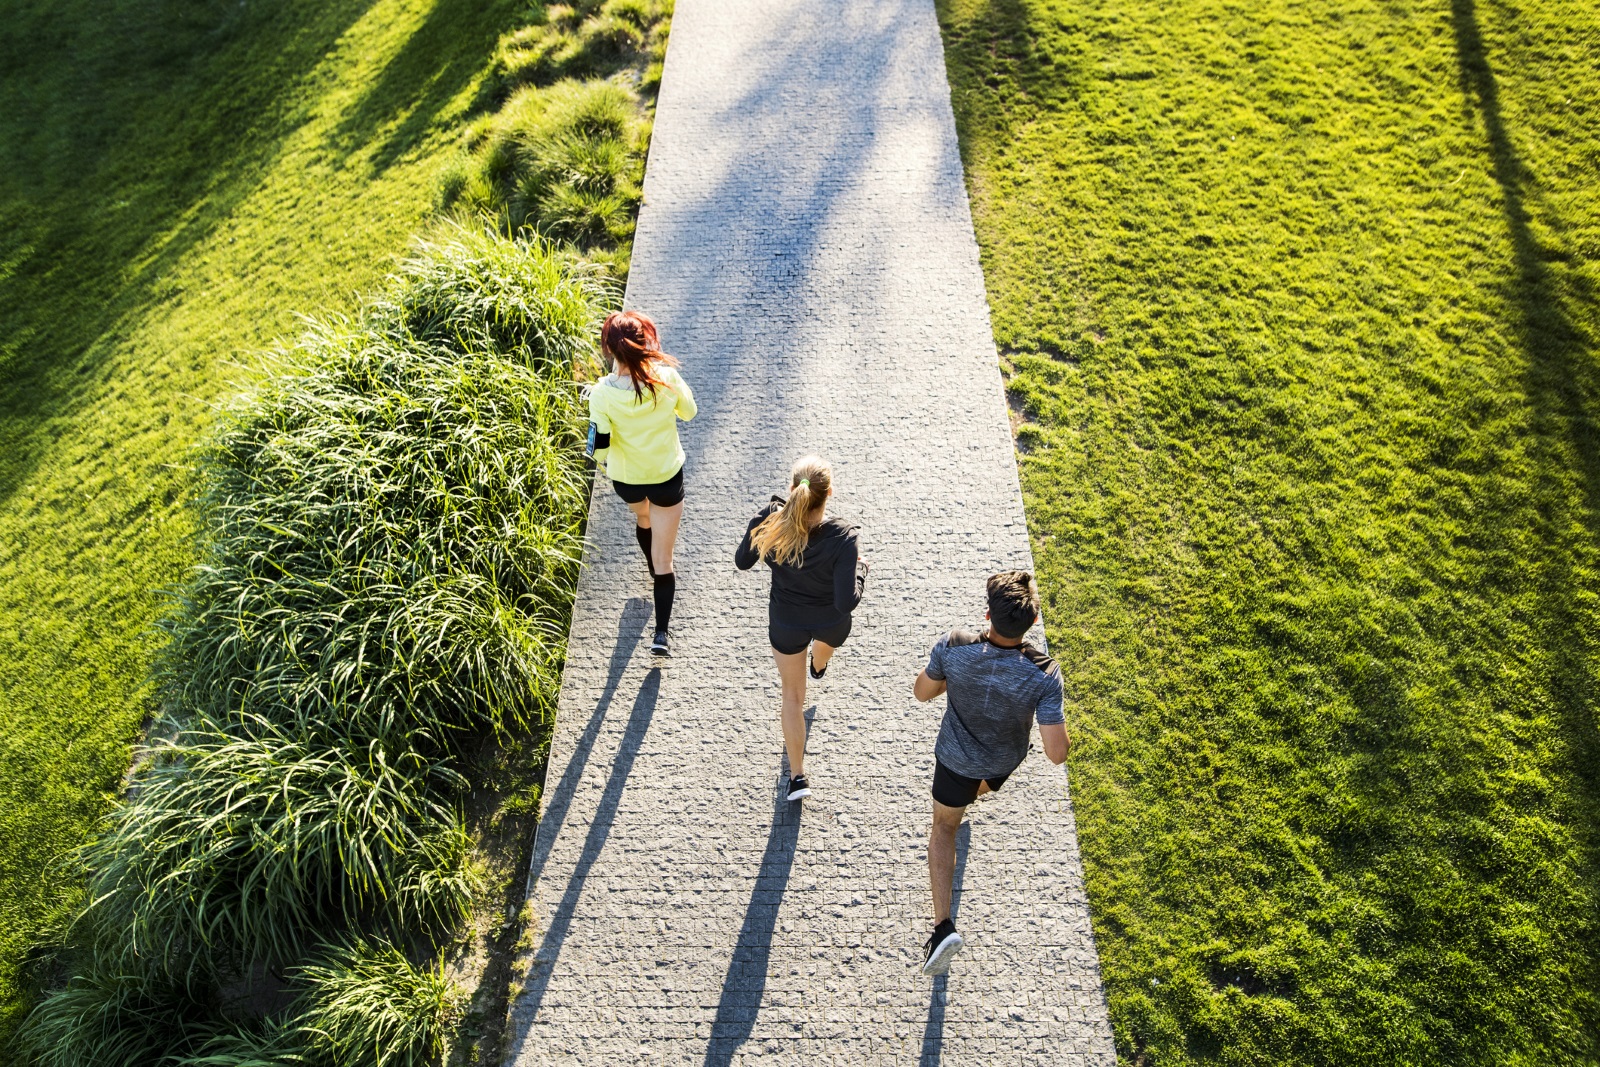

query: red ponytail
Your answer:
[601,310,679,401]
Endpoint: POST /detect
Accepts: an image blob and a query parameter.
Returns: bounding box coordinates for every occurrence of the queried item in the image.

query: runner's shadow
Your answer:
[525,596,651,892]
[919,820,971,1066]
[515,665,661,1022]
[701,708,814,1066]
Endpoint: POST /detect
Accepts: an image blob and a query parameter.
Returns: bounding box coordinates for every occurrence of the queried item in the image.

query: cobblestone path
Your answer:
[505,0,1115,1062]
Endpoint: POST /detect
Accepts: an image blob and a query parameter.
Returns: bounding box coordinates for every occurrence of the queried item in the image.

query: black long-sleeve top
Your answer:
[735,497,868,628]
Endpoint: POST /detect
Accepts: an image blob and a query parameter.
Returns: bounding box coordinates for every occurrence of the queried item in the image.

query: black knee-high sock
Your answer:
[652,572,675,634]
[635,524,656,576]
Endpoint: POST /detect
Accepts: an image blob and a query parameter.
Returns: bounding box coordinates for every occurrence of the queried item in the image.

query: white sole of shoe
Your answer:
[921,932,964,976]
[787,786,811,801]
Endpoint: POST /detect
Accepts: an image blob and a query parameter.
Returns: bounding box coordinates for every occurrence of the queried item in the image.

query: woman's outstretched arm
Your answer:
[735,510,764,570]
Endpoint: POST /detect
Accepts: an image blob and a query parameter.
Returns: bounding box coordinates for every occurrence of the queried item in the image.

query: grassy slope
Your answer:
[936,0,1599,1063]
[0,0,521,1038]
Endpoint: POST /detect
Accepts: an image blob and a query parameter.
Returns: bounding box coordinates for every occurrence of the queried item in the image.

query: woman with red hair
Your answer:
[588,310,698,656]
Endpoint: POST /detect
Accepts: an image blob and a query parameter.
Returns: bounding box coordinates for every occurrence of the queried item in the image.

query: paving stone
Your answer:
[505,0,1115,1061]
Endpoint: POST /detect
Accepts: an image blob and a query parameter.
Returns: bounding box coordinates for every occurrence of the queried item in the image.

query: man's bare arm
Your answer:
[914,669,946,702]
[1039,722,1069,765]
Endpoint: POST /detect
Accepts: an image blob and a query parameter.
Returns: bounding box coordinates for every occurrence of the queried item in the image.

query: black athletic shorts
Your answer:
[931,757,1014,808]
[611,465,684,507]
[768,614,853,656]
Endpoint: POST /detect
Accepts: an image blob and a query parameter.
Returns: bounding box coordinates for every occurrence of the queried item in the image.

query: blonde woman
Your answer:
[735,455,868,800]
[588,310,697,656]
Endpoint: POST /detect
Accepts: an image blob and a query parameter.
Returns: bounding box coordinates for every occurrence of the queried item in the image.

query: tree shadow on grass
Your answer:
[1449,0,1600,1043]
[0,0,520,506]
[326,0,520,178]
[0,0,388,505]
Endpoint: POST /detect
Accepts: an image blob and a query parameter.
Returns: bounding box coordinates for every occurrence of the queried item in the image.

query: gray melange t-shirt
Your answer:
[926,629,1065,780]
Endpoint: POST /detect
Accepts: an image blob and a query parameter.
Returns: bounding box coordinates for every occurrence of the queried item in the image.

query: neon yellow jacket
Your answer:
[588,366,697,484]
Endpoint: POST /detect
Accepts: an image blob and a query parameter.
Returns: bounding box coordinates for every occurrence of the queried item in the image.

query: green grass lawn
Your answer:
[0,0,526,1040]
[936,0,1599,1063]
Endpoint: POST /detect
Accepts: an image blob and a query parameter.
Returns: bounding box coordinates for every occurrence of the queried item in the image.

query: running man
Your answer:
[587,310,697,656]
[913,570,1070,975]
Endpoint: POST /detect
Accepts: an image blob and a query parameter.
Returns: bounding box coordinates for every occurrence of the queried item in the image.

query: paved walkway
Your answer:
[506,0,1114,1062]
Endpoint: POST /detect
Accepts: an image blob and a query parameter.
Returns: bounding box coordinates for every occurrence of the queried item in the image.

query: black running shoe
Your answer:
[786,774,811,801]
[808,653,827,680]
[921,919,963,975]
[649,630,670,656]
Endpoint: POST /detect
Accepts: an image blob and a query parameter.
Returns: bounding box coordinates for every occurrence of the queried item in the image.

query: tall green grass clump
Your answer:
[160,227,597,747]
[14,224,605,1065]
[85,720,474,979]
[490,0,671,94]
[438,0,670,278]
[294,937,463,1067]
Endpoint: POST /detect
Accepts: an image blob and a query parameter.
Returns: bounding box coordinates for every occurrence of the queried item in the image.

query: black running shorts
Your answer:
[768,614,853,656]
[611,465,685,507]
[931,757,1013,808]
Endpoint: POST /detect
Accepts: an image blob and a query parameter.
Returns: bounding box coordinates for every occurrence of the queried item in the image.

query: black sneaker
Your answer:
[921,919,963,976]
[808,653,827,680]
[649,630,670,656]
[786,774,811,801]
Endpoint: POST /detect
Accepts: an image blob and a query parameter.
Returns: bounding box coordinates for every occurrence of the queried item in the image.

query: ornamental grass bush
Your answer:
[15,224,605,1064]
[293,937,462,1067]
[84,718,473,979]
[442,79,647,254]
[159,232,599,745]
[438,0,668,282]
[19,937,453,1067]
[490,0,669,89]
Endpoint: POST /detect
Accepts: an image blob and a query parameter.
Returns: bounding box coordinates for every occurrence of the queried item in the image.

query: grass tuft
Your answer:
[85,717,473,978]
[294,936,462,1067]
[157,230,600,749]
[447,3,668,278]
[12,963,212,1067]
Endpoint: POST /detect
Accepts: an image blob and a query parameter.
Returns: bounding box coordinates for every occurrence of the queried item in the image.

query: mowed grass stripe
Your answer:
[937,0,1598,1062]
[0,0,523,1040]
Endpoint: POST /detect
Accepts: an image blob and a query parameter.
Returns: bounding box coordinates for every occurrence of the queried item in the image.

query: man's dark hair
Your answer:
[986,570,1039,639]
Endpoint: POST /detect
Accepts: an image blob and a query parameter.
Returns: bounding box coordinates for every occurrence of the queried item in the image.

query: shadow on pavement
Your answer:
[525,595,651,893]
[517,655,661,1020]
[701,707,814,1066]
[919,820,970,1066]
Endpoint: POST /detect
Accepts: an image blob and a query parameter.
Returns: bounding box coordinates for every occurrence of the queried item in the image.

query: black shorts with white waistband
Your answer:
[931,757,1014,808]
[611,465,685,507]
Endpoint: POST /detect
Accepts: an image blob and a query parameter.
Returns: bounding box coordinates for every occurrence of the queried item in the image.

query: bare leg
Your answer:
[810,638,838,673]
[773,648,809,777]
[647,499,683,575]
[929,801,967,925]
[627,499,651,529]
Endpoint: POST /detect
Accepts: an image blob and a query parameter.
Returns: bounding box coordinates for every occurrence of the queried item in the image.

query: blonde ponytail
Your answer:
[750,455,833,566]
